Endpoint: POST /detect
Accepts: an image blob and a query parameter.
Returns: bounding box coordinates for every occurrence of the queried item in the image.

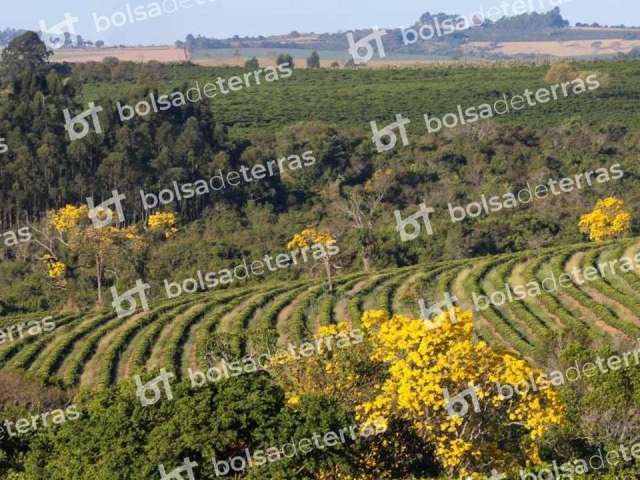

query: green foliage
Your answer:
[18,374,362,480]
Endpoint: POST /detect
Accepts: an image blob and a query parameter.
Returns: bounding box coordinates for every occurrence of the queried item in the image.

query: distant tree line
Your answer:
[0,28,25,47]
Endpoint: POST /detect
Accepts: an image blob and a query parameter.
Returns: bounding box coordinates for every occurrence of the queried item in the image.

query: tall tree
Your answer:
[306,50,321,68]
[0,31,51,84]
[276,53,294,68]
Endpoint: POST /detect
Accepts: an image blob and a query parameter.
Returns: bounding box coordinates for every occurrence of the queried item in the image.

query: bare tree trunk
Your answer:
[96,255,103,305]
[324,258,333,292]
[362,254,370,272]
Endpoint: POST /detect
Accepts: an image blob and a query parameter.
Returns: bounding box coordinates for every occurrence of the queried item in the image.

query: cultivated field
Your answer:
[52,46,189,63]
[464,38,640,56]
[3,237,639,388]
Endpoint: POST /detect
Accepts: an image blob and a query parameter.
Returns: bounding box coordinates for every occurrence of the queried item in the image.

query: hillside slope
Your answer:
[1,237,639,388]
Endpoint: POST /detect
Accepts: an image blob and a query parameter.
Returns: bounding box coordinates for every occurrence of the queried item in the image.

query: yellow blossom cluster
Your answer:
[579,197,632,241]
[48,204,89,233]
[47,261,66,279]
[357,308,564,478]
[287,228,336,250]
[148,211,178,238]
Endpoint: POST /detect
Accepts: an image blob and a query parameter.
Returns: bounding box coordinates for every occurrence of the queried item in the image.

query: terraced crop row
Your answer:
[2,238,640,386]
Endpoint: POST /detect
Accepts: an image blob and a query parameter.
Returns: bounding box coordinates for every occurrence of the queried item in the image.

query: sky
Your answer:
[2,0,635,45]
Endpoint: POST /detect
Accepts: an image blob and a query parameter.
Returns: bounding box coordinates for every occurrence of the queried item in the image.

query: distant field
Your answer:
[465,38,640,57]
[52,46,188,63]
[191,47,455,68]
[48,37,639,71]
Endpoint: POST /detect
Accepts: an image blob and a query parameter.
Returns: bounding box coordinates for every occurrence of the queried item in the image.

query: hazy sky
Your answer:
[3,0,635,45]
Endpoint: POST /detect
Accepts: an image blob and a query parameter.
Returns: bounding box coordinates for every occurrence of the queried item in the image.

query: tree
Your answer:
[332,169,395,272]
[95,40,105,48]
[276,53,294,68]
[306,50,320,68]
[544,63,579,83]
[356,308,564,478]
[22,375,288,480]
[579,197,632,241]
[244,56,259,69]
[0,31,51,83]
[287,228,337,291]
[46,204,145,305]
[147,211,178,239]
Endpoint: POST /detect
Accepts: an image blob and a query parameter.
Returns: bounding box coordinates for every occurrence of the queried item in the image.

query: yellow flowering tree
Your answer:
[287,228,337,291]
[47,204,144,305]
[357,308,564,478]
[579,197,632,241]
[147,211,178,238]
